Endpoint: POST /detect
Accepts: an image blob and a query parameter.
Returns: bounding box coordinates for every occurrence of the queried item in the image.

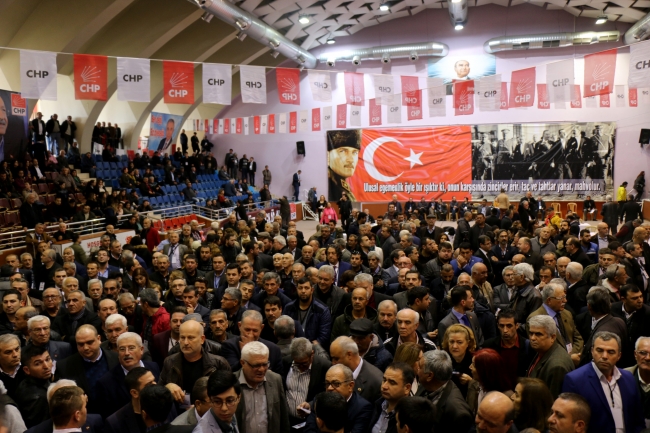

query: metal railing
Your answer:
[192,199,279,222]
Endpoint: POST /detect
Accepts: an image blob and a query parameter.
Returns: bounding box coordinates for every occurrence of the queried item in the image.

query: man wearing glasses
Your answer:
[235,341,289,433]
[194,370,241,432]
[527,283,583,367]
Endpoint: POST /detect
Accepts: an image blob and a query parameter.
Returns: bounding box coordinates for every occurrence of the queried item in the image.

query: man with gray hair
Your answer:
[329,336,383,403]
[527,315,575,398]
[509,263,542,324]
[237,341,290,432]
[273,315,296,357]
[565,261,590,314]
[26,315,71,363]
[314,265,349,317]
[528,283,583,366]
[416,350,473,432]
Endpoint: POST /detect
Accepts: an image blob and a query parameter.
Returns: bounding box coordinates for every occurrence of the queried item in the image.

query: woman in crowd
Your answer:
[132,267,153,295]
[511,378,554,432]
[394,342,423,396]
[442,324,476,398]
[320,202,337,225]
[467,348,513,414]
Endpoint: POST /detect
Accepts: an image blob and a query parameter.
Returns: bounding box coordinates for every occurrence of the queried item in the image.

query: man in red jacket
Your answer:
[140,288,170,348]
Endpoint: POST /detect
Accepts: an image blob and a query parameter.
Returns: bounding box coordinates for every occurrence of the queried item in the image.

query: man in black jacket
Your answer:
[620,193,642,223]
[367,363,413,433]
[52,291,102,347]
[611,284,650,367]
[15,344,53,428]
[564,237,592,269]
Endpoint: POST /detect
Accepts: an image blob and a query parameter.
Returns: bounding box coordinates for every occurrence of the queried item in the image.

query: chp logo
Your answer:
[10,94,26,116]
[458,90,472,112]
[402,81,419,106]
[279,77,299,103]
[589,63,611,92]
[168,73,189,99]
[79,64,102,94]
[514,78,533,104]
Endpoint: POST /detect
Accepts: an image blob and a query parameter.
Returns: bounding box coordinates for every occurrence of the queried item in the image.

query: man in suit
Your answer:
[220,310,283,374]
[26,384,104,433]
[156,119,176,152]
[151,307,186,368]
[25,315,71,364]
[31,112,47,166]
[611,284,650,368]
[528,283,584,366]
[528,315,575,398]
[575,287,627,367]
[248,156,257,186]
[450,243,484,277]
[316,246,352,287]
[474,236,496,284]
[140,385,193,433]
[292,170,301,199]
[96,332,160,419]
[416,350,473,433]
[418,214,444,244]
[330,336,383,403]
[438,285,484,348]
[52,291,102,347]
[162,232,189,272]
[170,376,209,426]
[106,367,156,433]
[601,195,619,235]
[562,331,645,433]
[367,363,413,433]
[620,194,642,223]
[234,341,289,433]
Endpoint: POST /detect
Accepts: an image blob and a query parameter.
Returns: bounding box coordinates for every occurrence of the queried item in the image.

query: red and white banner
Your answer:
[312,108,321,131]
[500,82,508,110]
[401,76,420,107]
[584,49,616,97]
[344,72,365,106]
[537,84,550,109]
[369,98,382,126]
[204,119,209,133]
[74,54,108,101]
[213,119,219,134]
[571,85,582,108]
[163,60,194,104]
[268,114,276,133]
[454,80,474,116]
[336,104,347,128]
[243,117,249,135]
[289,112,297,133]
[253,116,260,134]
[20,50,57,100]
[509,67,535,108]
[600,93,610,108]
[235,118,243,134]
[407,91,423,120]
[276,68,300,105]
[629,88,638,107]
[223,119,230,134]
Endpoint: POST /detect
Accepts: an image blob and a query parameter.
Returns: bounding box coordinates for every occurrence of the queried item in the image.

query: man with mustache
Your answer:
[328,129,360,201]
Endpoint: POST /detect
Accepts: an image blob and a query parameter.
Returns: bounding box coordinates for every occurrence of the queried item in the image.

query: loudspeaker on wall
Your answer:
[296,141,305,155]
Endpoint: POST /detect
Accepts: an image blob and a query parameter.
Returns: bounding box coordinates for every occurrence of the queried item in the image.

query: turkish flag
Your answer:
[500,82,509,110]
[236,118,243,134]
[268,114,276,133]
[407,91,423,120]
[312,108,321,131]
[401,76,420,107]
[454,81,474,116]
[600,93,610,108]
[163,61,194,104]
[276,68,300,105]
[74,54,108,101]
[584,48,616,97]
[537,84,550,109]
[336,104,347,128]
[213,119,219,134]
[629,88,638,107]
[344,72,365,106]
[223,119,230,134]
[253,116,260,134]
[369,98,382,126]
[345,126,472,201]
[509,67,536,108]
[289,112,297,133]
[571,85,582,108]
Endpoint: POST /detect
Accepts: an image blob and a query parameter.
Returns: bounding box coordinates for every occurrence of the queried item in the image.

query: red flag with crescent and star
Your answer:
[343,126,472,201]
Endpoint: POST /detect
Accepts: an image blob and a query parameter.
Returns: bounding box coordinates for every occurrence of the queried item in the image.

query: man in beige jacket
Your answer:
[494,189,510,218]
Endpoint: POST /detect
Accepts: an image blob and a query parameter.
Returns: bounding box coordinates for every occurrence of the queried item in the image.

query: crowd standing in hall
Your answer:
[2,128,650,432]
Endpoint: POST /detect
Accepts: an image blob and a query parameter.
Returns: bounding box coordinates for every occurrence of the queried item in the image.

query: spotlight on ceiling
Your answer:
[237,31,247,41]
[270,51,280,58]
[379,3,390,11]
[595,14,608,24]
[455,24,464,30]
[299,15,310,24]
[326,36,336,44]
[381,53,391,64]
[201,12,214,22]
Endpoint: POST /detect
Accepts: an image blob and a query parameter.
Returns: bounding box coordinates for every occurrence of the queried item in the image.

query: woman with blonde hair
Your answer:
[394,342,423,395]
[441,323,476,398]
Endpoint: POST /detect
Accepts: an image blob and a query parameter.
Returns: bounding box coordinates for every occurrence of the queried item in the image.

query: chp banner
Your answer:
[344,72,365,106]
[74,54,108,101]
[240,66,267,104]
[19,50,57,100]
[307,70,332,102]
[509,67,536,108]
[163,61,194,104]
[148,111,184,153]
[628,40,650,89]
[117,57,150,102]
[276,68,300,105]
[203,63,231,105]
[584,49,617,97]
[0,89,29,163]
[326,122,616,201]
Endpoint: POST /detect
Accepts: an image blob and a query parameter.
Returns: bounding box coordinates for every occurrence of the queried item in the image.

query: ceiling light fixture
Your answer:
[327,37,336,44]
[299,15,310,24]
[596,14,608,24]
[237,31,247,41]
[270,51,280,58]
[379,3,390,11]
[455,24,464,30]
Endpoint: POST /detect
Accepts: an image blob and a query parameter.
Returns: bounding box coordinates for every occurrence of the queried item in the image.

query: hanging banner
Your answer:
[289,112,298,133]
[585,95,597,108]
[116,57,150,102]
[193,119,200,131]
[163,60,194,104]
[149,112,183,152]
[584,48,616,97]
[336,104,347,128]
[213,119,219,134]
[373,74,395,105]
[278,113,287,133]
[615,85,626,108]
[307,70,332,102]
[204,119,210,133]
[243,117,249,135]
[537,84,550,109]
[0,89,29,163]
[387,104,401,124]
[369,98,382,126]
[299,110,309,132]
[253,116,260,134]
[571,85,582,108]
[407,91,423,120]
[427,78,446,117]
[322,106,332,130]
[203,63,231,105]
[476,75,500,112]
[629,40,650,89]
[268,114,276,133]
[276,68,300,105]
[630,88,638,107]
[223,119,230,134]
[454,80,474,116]
[312,108,321,131]
[546,59,574,103]
[509,67,535,108]
[401,76,420,107]
[600,93,610,108]
[344,72,365,106]
[350,106,361,127]
[74,54,108,101]
[20,50,57,100]
[260,115,267,134]
[240,66,267,104]
[640,89,650,105]
[500,82,509,110]
[235,118,243,134]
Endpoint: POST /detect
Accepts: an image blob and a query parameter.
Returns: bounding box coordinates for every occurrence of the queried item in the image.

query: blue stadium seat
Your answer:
[111,179,120,189]
[95,155,103,162]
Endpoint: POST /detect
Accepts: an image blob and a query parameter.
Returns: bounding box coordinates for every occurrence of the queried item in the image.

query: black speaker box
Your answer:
[640,129,650,145]
[296,141,305,155]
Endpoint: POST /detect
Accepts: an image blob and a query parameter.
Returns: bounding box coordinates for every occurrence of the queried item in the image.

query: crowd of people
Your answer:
[0,184,648,433]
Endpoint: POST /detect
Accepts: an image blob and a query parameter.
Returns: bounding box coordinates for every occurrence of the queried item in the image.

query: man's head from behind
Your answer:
[314,391,347,433]
[50,386,87,429]
[475,391,515,433]
[140,384,174,426]
[395,396,435,433]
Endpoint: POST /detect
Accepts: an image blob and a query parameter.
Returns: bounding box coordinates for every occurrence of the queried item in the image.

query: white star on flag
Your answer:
[404,148,423,169]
